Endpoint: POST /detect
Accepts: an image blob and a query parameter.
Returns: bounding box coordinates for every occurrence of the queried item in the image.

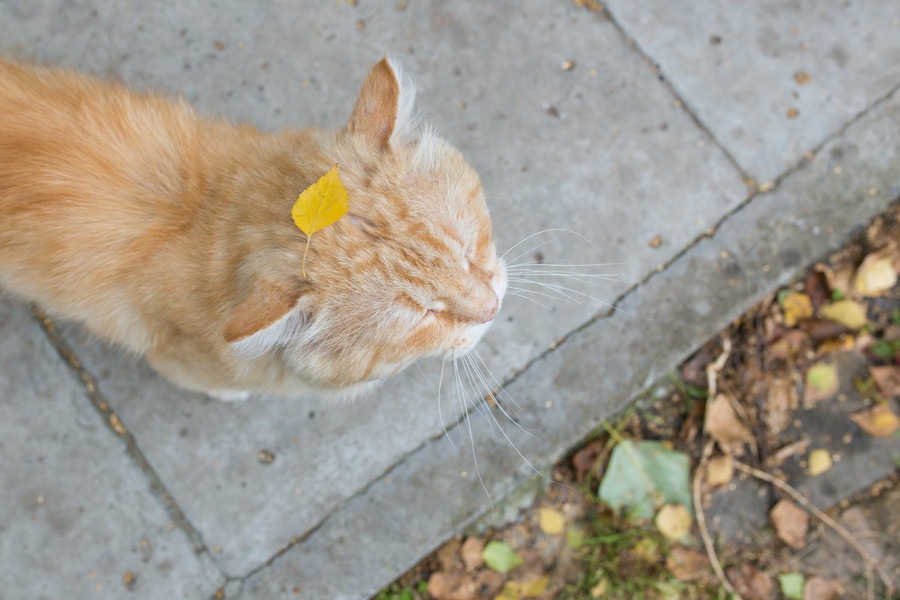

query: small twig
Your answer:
[705,336,732,398]
[693,440,740,597]
[733,460,894,598]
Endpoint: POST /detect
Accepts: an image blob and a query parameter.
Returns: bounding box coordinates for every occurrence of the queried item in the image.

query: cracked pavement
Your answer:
[1,1,899,599]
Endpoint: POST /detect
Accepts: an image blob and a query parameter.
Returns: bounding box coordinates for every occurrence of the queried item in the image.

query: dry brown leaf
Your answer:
[817,263,854,297]
[704,394,755,455]
[460,537,484,572]
[849,403,900,438]
[765,378,797,435]
[571,438,604,482]
[804,363,840,406]
[853,250,898,297]
[819,300,868,329]
[870,365,900,397]
[770,499,809,549]
[769,329,809,360]
[803,577,842,600]
[727,564,775,600]
[706,454,734,487]
[666,547,710,581]
[816,334,855,356]
[428,570,503,600]
[807,449,833,476]
[655,504,692,541]
[782,292,813,327]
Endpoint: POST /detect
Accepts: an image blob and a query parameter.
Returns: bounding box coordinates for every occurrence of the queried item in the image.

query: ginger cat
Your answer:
[0,58,506,399]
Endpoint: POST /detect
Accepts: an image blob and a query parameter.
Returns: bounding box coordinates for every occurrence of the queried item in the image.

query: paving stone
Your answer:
[0,300,221,600]
[603,0,900,182]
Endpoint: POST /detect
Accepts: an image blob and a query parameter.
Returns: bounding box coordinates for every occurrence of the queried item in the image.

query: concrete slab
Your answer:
[603,0,900,182]
[243,87,900,599]
[0,300,221,599]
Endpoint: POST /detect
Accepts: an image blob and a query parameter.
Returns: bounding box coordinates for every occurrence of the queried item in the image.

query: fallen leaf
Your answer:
[589,578,609,598]
[853,251,898,297]
[849,403,900,438]
[666,547,709,581]
[597,440,692,519]
[291,166,349,277]
[482,541,522,573]
[770,500,809,549]
[571,438,604,482]
[429,570,503,600]
[807,449,832,476]
[727,564,774,600]
[803,577,842,600]
[427,572,462,600]
[706,454,734,487]
[803,269,830,306]
[631,538,661,563]
[804,363,840,405]
[870,365,900,397]
[460,537,484,571]
[769,329,809,360]
[778,572,805,599]
[655,504,692,541]
[819,300,868,330]
[781,292,813,327]
[538,508,565,536]
[765,378,797,435]
[520,576,549,598]
[704,394,754,455]
[817,263,853,297]
[566,527,586,549]
[800,318,851,342]
[816,334,855,356]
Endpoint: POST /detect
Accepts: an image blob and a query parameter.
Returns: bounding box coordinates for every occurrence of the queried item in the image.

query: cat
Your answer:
[0,57,507,400]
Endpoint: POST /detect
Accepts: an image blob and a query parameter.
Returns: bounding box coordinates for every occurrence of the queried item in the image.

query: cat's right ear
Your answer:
[347,57,416,148]
[224,282,308,358]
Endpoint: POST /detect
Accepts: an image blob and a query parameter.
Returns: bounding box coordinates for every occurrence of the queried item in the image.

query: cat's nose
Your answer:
[474,292,499,324]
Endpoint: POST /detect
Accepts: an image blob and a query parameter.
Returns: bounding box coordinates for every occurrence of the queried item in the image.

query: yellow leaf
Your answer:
[291,166,349,276]
[538,508,565,536]
[804,363,840,405]
[807,449,832,476]
[520,576,550,598]
[495,582,522,600]
[655,504,692,541]
[849,403,900,438]
[819,300,868,330]
[782,292,813,327]
[853,252,898,297]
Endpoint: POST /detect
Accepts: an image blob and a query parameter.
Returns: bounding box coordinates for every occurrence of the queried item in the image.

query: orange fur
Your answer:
[0,58,506,398]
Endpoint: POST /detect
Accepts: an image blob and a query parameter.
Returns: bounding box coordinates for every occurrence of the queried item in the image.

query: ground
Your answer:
[375,205,900,600]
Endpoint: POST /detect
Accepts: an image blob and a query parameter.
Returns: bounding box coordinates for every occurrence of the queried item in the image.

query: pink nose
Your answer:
[474,293,499,324]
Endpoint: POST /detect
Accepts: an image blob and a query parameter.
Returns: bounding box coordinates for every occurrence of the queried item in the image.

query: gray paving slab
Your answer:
[0,300,221,600]
[243,88,900,600]
[603,0,900,182]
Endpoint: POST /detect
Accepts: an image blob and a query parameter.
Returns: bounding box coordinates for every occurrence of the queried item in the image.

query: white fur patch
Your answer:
[229,301,307,359]
[385,56,420,143]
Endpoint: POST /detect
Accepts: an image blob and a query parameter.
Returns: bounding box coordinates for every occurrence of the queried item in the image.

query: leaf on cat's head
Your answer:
[291,166,349,276]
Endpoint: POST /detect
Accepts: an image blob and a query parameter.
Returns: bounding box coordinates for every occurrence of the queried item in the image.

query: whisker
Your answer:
[500,228,605,263]
[506,270,621,280]
[471,349,534,425]
[468,352,540,441]
[518,280,664,321]
[508,261,625,269]
[505,291,558,311]
[455,359,493,507]
[436,359,455,449]
[507,286,566,302]
[509,278,582,303]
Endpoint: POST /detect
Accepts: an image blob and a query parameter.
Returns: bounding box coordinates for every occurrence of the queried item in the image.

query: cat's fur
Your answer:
[0,58,506,399]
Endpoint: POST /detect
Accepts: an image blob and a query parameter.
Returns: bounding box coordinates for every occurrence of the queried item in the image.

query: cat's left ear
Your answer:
[347,57,416,148]
[224,282,308,358]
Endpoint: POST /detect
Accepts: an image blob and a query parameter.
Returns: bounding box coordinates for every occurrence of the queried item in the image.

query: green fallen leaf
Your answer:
[598,440,692,520]
[778,572,805,599]
[482,541,523,573]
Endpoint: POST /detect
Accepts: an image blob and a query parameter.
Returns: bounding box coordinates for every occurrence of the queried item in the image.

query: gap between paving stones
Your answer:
[32,307,230,585]
[236,81,899,586]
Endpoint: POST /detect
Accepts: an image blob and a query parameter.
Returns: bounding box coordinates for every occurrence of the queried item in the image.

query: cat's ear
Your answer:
[347,57,416,148]
[224,282,308,358]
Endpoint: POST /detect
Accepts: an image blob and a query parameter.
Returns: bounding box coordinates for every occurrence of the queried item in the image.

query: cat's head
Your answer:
[224,58,506,396]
